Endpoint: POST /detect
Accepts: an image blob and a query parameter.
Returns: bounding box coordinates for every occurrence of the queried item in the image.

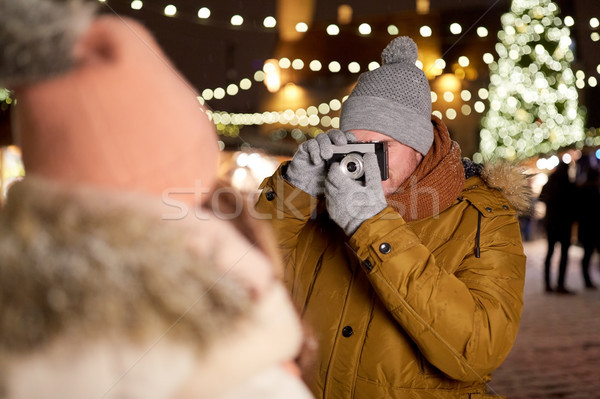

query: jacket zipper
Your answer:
[475,211,482,258]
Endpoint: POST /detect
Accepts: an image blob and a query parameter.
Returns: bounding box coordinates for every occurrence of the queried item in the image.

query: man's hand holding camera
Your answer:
[285,129,388,236]
[285,129,355,196]
[325,152,387,236]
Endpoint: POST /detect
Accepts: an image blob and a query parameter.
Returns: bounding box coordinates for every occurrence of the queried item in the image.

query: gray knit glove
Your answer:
[325,153,387,236]
[285,130,355,196]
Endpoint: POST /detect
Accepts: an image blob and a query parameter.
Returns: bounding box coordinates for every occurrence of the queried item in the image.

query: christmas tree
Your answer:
[477,0,585,161]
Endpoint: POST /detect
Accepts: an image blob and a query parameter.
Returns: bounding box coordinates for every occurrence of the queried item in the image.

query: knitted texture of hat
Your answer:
[340,36,434,155]
[0,0,95,88]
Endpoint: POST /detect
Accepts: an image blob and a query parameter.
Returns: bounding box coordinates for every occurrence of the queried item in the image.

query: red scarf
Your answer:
[386,116,465,222]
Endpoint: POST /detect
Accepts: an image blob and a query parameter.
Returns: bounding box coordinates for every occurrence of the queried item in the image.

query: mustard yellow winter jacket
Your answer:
[256,162,527,399]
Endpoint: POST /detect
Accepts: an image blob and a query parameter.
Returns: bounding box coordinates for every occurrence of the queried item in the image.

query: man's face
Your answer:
[350,130,423,196]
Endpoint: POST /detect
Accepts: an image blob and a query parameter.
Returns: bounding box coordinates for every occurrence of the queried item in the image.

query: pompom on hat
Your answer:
[0,0,219,205]
[340,36,434,155]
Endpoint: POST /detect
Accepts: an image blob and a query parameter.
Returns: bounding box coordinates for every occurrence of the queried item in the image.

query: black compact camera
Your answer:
[328,142,389,181]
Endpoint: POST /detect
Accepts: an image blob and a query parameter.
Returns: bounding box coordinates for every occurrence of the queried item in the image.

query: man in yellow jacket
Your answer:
[256,36,529,398]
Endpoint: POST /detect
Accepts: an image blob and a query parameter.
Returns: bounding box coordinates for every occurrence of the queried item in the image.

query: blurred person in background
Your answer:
[539,161,577,294]
[576,166,600,290]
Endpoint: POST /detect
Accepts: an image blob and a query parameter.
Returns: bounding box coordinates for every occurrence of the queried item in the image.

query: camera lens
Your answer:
[339,153,364,180]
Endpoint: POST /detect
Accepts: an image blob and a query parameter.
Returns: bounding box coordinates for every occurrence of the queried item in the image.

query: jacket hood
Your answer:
[463,158,533,216]
[0,177,305,399]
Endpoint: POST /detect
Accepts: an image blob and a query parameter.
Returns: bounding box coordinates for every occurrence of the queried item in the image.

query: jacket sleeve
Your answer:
[255,162,320,267]
[349,206,526,382]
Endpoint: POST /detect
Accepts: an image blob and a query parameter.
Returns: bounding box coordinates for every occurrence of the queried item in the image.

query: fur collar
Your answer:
[0,177,305,397]
[462,158,533,216]
[0,177,252,353]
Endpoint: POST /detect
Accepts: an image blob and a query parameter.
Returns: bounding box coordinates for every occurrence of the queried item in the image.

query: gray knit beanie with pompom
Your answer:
[340,36,433,155]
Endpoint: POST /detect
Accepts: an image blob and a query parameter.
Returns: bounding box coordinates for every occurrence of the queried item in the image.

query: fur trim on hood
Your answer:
[0,177,306,398]
[0,177,249,354]
[462,158,533,216]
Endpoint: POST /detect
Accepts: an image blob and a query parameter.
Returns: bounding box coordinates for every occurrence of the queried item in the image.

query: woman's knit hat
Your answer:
[340,36,433,155]
[0,0,219,204]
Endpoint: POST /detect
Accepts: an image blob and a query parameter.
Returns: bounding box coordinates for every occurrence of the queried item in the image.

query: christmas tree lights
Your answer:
[478,0,586,161]
[0,89,12,111]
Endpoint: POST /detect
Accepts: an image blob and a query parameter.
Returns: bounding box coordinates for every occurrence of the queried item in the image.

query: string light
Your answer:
[419,25,432,37]
[292,59,304,70]
[309,60,322,71]
[198,49,594,129]
[278,58,291,69]
[201,89,213,100]
[213,87,225,99]
[208,107,344,132]
[197,7,210,19]
[434,59,446,69]
[204,78,521,133]
[239,78,252,90]
[318,103,330,114]
[226,84,238,96]
[368,61,380,71]
[106,0,600,70]
[327,24,340,35]
[253,70,265,82]
[328,61,341,73]
[164,4,176,16]
[295,22,308,32]
[205,95,350,131]
[329,99,342,111]
[198,50,596,138]
[449,23,462,34]
[137,0,598,155]
[564,16,574,26]
[443,91,454,102]
[202,53,493,104]
[106,0,600,93]
[477,27,489,37]
[474,101,485,113]
[230,15,243,26]
[348,62,361,73]
[263,16,276,28]
[358,23,372,35]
